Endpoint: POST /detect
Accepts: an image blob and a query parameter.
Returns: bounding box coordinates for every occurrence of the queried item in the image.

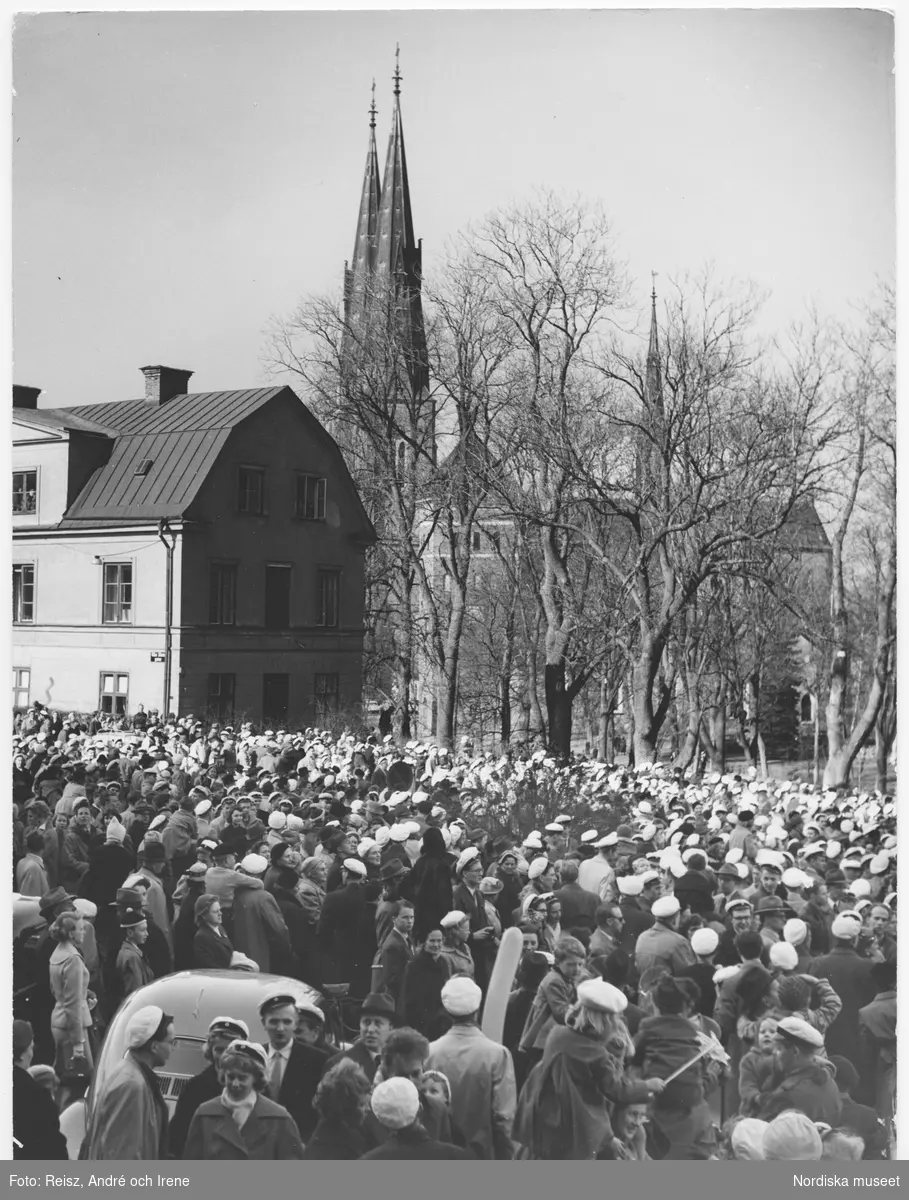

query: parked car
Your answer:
[61,968,323,1157]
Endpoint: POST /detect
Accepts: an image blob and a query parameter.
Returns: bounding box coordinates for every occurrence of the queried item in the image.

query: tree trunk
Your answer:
[545,662,573,760]
[631,636,670,764]
[597,676,609,760]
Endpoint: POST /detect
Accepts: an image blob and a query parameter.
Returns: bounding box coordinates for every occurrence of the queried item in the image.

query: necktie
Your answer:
[269,1050,284,1100]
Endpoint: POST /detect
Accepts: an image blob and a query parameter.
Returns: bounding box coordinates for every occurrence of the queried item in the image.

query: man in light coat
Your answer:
[231,854,292,975]
[83,1005,174,1159]
[427,976,516,1160]
[633,895,697,981]
[577,834,618,903]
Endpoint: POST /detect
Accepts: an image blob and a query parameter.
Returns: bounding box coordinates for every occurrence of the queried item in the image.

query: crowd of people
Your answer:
[11,701,898,1161]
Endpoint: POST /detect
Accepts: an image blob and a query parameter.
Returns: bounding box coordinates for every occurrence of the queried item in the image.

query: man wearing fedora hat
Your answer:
[756,895,789,949]
[323,991,397,1084]
[135,841,173,953]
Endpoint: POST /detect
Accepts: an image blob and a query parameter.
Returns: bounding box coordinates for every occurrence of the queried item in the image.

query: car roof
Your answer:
[89,969,321,1113]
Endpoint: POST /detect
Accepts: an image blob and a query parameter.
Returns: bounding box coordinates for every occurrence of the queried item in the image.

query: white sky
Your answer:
[12,8,895,408]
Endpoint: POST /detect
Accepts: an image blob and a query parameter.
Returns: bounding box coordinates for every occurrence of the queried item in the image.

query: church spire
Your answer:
[343,81,382,327]
[376,44,418,283]
[645,275,663,413]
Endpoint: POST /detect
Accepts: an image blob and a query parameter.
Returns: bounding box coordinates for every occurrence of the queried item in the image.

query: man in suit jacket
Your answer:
[259,993,327,1142]
[322,992,397,1084]
[552,861,599,931]
[378,900,416,1004]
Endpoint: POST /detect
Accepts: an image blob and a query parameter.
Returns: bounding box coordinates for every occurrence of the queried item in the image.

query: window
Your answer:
[237,466,265,515]
[490,530,502,553]
[102,563,133,624]
[207,673,236,720]
[134,459,154,477]
[472,530,482,551]
[263,673,289,723]
[314,673,339,715]
[13,564,35,623]
[13,470,37,515]
[13,668,30,708]
[265,564,291,629]
[317,569,340,627]
[209,563,237,625]
[99,672,129,716]
[296,475,327,520]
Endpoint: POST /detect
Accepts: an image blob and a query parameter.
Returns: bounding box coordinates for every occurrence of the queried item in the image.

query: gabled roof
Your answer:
[57,387,286,525]
[13,407,119,437]
[70,387,283,436]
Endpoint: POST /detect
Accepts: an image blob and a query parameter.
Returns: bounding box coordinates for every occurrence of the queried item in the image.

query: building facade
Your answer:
[12,370,376,725]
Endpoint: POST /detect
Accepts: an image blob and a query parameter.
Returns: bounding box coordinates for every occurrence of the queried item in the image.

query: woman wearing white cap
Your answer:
[183,1039,305,1159]
[513,978,664,1159]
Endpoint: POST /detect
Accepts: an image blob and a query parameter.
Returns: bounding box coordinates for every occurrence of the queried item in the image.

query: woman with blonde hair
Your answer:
[183,1039,304,1159]
[48,911,94,1105]
[513,978,664,1159]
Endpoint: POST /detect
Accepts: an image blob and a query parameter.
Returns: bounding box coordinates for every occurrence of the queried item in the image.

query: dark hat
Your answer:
[13,1019,34,1059]
[258,993,298,1018]
[824,868,847,887]
[212,841,237,859]
[139,841,167,863]
[270,843,290,865]
[737,810,755,823]
[717,863,741,879]
[756,896,787,915]
[360,992,397,1020]
[119,906,146,929]
[38,886,76,918]
[379,860,410,882]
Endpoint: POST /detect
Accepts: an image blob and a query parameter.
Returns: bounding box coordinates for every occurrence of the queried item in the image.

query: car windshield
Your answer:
[157,1036,206,1078]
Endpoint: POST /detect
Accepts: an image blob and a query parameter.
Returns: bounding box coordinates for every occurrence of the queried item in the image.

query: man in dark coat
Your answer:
[169,1016,249,1158]
[807,915,877,1070]
[673,853,716,917]
[317,860,375,996]
[377,900,416,1004]
[260,993,327,1142]
[404,828,454,943]
[13,1020,68,1159]
[272,867,311,977]
[617,874,656,954]
[323,992,397,1084]
[78,818,135,960]
[552,861,599,931]
[758,1016,842,1125]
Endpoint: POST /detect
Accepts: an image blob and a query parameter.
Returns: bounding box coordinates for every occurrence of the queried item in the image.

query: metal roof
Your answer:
[62,428,230,523]
[55,388,284,524]
[69,387,283,436]
[12,407,119,437]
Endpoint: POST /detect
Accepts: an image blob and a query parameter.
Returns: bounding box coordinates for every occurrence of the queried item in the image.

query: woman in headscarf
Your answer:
[513,979,664,1159]
[297,855,328,925]
[183,1039,304,1160]
[407,827,454,943]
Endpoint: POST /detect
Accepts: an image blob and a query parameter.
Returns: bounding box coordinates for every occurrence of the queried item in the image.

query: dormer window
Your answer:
[296,474,326,520]
[13,470,37,515]
[134,459,154,477]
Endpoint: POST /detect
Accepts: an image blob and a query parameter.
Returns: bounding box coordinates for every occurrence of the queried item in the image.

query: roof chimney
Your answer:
[13,385,41,410]
[140,365,194,406]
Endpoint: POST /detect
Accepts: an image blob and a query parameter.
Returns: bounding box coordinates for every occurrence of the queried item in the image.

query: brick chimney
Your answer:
[13,385,41,410]
[140,365,194,406]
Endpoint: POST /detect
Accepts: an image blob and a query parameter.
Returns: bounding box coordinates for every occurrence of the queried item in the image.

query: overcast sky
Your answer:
[12,8,895,409]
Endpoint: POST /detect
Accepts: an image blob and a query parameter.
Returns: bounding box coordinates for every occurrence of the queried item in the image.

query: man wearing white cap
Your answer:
[758,1016,842,1125]
[577,835,618,905]
[84,1005,175,1159]
[317,856,376,996]
[426,976,517,1159]
[633,896,697,980]
[232,853,292,976]
[360,1077,472,1159]
[805,912,878,1069]
[169,1015,251,1158]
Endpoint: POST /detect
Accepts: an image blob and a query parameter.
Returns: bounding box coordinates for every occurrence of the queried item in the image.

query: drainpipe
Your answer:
[158,519,176,718]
